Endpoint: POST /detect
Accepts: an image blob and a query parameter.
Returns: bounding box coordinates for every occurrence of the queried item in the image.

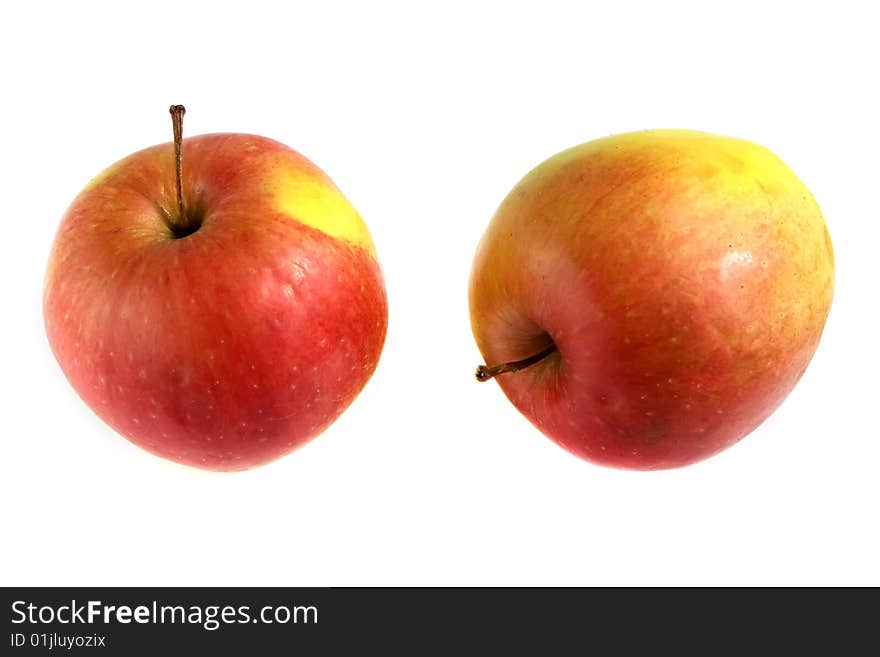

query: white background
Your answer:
[1,1,877,586]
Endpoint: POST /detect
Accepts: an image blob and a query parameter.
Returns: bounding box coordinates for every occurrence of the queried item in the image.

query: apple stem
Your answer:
[169,104,186,224]
[475,343,558,382]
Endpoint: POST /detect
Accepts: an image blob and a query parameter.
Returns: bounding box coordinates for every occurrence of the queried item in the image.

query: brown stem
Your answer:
[475,343,558,382]
[169,104,186,222]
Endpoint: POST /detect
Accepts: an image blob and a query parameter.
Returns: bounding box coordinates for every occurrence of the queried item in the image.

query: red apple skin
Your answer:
[44,133,387,471]
[469,130,834,470]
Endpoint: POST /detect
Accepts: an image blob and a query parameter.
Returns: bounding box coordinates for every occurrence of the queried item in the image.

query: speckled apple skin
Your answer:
[469,130,834,470]
[44,134,387,471]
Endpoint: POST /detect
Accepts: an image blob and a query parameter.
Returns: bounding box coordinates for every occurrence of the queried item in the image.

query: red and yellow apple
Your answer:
[469,129,834,470]
[44,108,387,471]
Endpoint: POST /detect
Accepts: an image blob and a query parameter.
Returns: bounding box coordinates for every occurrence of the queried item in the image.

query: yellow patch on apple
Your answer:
[271,170,376,255]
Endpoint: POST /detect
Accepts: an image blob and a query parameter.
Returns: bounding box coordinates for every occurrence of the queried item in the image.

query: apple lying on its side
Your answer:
[470,129,834,470]
[44,106,387,471]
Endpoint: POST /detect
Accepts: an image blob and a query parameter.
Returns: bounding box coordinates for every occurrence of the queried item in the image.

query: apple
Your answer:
[44,106,387,471]
[469,129,834,470]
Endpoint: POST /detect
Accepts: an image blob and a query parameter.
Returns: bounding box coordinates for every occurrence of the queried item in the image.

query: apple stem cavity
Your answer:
[475,343,558,382]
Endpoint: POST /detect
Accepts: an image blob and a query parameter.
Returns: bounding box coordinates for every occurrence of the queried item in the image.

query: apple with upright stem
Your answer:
[44,106,387,471]
[470,129,834,470]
